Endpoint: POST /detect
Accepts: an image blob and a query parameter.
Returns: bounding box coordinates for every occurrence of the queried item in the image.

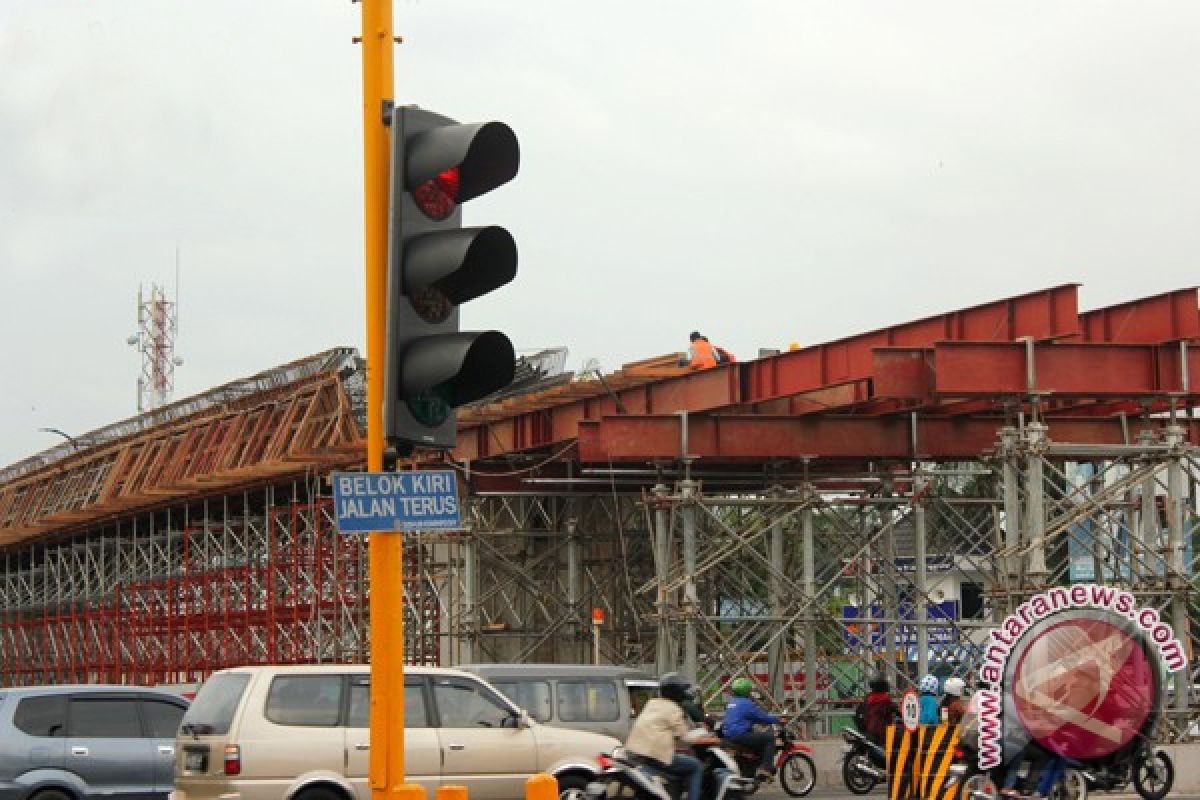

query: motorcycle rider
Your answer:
[722,677,781,782]
[918,675,941,725]
[859,672,899,749]
[940,676,967,725]
[626,672,712,800]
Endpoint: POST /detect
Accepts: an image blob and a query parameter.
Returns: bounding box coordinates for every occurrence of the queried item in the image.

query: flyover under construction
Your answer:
[0,283,1197,739]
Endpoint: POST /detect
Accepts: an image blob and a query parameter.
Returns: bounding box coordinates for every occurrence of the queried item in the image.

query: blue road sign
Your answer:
[332,470,461,533]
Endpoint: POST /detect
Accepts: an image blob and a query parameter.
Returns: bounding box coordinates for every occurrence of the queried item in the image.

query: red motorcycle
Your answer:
[721,723,817,797]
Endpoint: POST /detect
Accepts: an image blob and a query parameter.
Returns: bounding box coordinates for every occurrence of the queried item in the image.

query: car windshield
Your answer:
[180,673,250,735]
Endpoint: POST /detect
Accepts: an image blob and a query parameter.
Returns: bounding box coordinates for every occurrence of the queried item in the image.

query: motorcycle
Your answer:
[841,727,888,794]
[586,740,756,800]
[946,744,1088,800]
[718,723,817,797]
[1075,738,1173,800]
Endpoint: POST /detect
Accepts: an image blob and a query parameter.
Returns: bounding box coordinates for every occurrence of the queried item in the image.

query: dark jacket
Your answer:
[862,691,898,743]
[940,695,966,726]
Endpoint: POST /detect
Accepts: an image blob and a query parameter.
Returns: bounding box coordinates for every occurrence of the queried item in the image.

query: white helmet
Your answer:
[944,677,965,697]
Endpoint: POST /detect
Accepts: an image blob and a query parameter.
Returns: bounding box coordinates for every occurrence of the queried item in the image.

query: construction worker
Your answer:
[680,332,730,370]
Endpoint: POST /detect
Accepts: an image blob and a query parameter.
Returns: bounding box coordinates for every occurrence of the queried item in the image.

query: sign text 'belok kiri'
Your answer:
[332,470,461,532]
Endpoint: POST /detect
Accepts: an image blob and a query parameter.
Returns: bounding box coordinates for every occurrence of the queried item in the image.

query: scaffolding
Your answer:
[443,418,1198,740]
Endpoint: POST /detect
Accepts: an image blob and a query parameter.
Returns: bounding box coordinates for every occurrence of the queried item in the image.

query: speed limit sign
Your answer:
[901,689,920,732]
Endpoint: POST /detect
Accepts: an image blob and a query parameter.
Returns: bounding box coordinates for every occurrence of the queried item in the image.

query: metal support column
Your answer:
[1001,427,1023,609]
[1024,422,1050,583]
[802,501,819,734]
[654,482,675,674]
[681,478,698,683]
[1137,432,1158,585]
[463,534,480,664]
[914,493,929,680]
[1164,424,1191,721]
[566,515,583,663]
[767,496,785,698]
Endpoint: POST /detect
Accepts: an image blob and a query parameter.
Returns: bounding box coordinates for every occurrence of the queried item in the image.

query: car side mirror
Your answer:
[519,710,533,728]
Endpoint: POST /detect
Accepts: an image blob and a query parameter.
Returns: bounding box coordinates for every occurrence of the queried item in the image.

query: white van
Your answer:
[171,665,618,800]
[460,664,657,741]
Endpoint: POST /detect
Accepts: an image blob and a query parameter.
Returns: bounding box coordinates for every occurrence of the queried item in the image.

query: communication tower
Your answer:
[127,283,183,413]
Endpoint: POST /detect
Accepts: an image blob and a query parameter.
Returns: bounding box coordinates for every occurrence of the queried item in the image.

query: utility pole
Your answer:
[359,0,405,796]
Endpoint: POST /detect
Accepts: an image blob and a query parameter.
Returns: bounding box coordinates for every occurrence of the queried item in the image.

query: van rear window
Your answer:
[181,673,251,735]
[558,680,620,722]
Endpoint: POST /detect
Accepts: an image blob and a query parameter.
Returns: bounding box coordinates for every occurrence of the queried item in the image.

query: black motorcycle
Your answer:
[1075,738,1173,800]
[840,727,887,794]
[946,744,1088,800]
[586,742,755,800]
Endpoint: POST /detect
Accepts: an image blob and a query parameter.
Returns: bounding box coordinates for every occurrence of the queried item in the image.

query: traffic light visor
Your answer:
[400,331,516,407]
[406,120,519,212]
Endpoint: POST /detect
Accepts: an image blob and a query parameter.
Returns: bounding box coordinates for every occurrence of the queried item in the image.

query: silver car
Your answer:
[0,685,189,800]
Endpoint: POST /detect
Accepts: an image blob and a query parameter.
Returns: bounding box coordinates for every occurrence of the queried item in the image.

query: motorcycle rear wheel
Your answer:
[779,752,816,797]
[957,772,998,800]
[1132,750,1174,800]
[842,754,877,795]
[1049,769,1088,800]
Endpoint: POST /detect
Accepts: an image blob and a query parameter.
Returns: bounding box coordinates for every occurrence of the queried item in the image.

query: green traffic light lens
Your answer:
[407,386,452,427]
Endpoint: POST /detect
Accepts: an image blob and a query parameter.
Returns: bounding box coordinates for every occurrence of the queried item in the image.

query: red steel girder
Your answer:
[577,414,1200,462]
[455,285,1081,459]
[933,341,1200,396]
[456,365,739,461]
[740,284,1080,405]
[1079,288,1200,343]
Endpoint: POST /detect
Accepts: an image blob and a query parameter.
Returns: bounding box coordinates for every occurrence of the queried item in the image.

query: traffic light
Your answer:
[384,106,519,451]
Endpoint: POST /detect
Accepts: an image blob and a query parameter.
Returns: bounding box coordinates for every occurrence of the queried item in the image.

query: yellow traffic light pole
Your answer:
[359,0,406,796]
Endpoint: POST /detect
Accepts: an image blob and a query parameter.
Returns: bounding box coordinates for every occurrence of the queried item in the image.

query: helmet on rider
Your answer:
[659,672,692,704]
[730,677,755,697]
[868,672,890,693]
[943,677,966,697]
[918,674,940,694]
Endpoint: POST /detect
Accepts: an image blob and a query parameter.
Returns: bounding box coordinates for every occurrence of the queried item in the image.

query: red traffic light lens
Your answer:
[414,167,461,220]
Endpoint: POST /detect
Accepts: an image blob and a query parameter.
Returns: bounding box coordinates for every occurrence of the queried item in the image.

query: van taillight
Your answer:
[597,754,614,769]
[223,745,241,776]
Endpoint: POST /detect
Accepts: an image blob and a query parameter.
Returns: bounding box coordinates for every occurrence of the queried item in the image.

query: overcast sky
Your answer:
[2,1,1200,468]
